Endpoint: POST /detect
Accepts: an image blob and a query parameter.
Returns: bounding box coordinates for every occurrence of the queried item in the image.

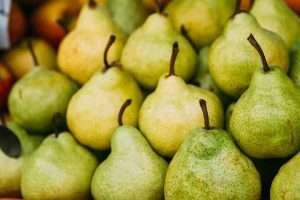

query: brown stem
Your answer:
[167,42,179,77]
[234,0,242,14]
[27,39,39,66]
[154,0,164,13]
[103,35,116,72]
[118,99,132,126]
[88,0,97,8]
[247,34,270,73]
[52,112,64,138]
[199,99,210,130]
[180,25,197,50]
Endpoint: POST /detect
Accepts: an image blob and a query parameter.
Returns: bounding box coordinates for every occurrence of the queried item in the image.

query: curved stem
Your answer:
[199,99,210,130]
[27,39,39,66]
[247,34,270,73]
[167,42,179,77]
[233,0,242,15]
[180,25,197,50]
[118,99,132,126]
[103,35,116,72]
[88,0,97,8]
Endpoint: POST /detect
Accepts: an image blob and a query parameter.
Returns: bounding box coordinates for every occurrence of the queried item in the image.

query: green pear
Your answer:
[67,35,143,150]
[209,13,289,98]
[165,99,261,200]
[3,38,56,79]
[229,34,300,158]
[251,0,300,48]
[289,41,300,86]
[58,0,126,84]
[91,99,168,200]
[0,121,42,197]
[21,132,98,200]
[270,153,300,200]
[108,0,149,35]
[139,43,223,157]
[165,0,237,48]
[8,67,78,134]
[225,103,235,130]
[121,12,196,90]
[193,46,230,105]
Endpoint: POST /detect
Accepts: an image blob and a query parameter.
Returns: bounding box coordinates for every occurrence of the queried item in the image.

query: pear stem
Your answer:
[180,25,197,50]
[167,42,179,77]
[88,0,97,8]
[0,114,6,126]
[27,39,39,66]
[233,0,242,16]
[103,35,116,72]
[52,112,64,138]
[247,34,271,73]
[118,99,132,126]
[154,0,164,14]
[199,99,210,130]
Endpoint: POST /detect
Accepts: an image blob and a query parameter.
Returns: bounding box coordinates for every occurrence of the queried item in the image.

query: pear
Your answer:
[3,38,56,79]
[209,12,289,97]
[165,0,237,48]
[251,0,300,48]
[108,0,149,35]
[0,120,42,197]
[139,42,223,157]
[21,131,98,200]
[193,46,230,105]
[91,99,168,200]
[67,35,143,150]
[165,99,261,200]
[229,34,300,158]
[121,12,196,90]
[8,66,78,134]
[58,0,126,84]
[270,153,300,200]
[289,41,300,86]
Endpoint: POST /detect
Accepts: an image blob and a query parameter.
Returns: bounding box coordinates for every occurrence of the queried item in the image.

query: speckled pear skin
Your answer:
[21,132,98,200]
[67,67,143,150]
[271,153,300,200]
[251,0,300,48]
[165,0,236,48]
[0,122,42,197]
[8,68,78,134]
[139,75,224,157]
[108,0,149,35]
[58,3,126,84]
[165,129,261,200]
[121,13,196,89]
[208,13,289,98]
[229,68,300,158]
[91,126,168,200]
[289,41,300,87]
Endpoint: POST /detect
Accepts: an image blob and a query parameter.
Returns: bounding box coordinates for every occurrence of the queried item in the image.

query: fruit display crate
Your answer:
[1,0,300,200]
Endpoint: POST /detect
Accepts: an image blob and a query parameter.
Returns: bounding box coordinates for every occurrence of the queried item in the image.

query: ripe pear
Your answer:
[165,99,261,200]
[209,13,289,97]
[0,121,42,197]
[91,100,168,200]
[139,43,223,157]
[3,38,56,79]
[193,46,230,105]
[58,0,126,84]
[108,0,149,35]
[270,153,300,200]
[21,132,98,200]
[229,34,300,158]
[67,35,143,150]
[251,0,300,48]
[289,41,300,86]
[165,0,237,48]
[121,12,196,89]
[8,67,78,134]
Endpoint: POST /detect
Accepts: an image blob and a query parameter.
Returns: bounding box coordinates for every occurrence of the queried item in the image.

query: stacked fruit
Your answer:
[1,0,300,200]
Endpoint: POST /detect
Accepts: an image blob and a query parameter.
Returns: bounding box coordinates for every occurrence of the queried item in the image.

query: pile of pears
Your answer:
[2,0,300,199]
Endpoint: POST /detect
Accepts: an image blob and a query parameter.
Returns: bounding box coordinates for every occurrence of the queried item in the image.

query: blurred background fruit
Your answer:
[240,0,252,11]
[285,0,300,14]
[9,3,27,45]
[0,63,14,110]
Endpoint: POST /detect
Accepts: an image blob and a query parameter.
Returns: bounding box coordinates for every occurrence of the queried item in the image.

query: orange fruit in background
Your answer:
[285,0,300,14]
[9,3,27,45]
[240,0,253,11]
[143,0,171,11]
